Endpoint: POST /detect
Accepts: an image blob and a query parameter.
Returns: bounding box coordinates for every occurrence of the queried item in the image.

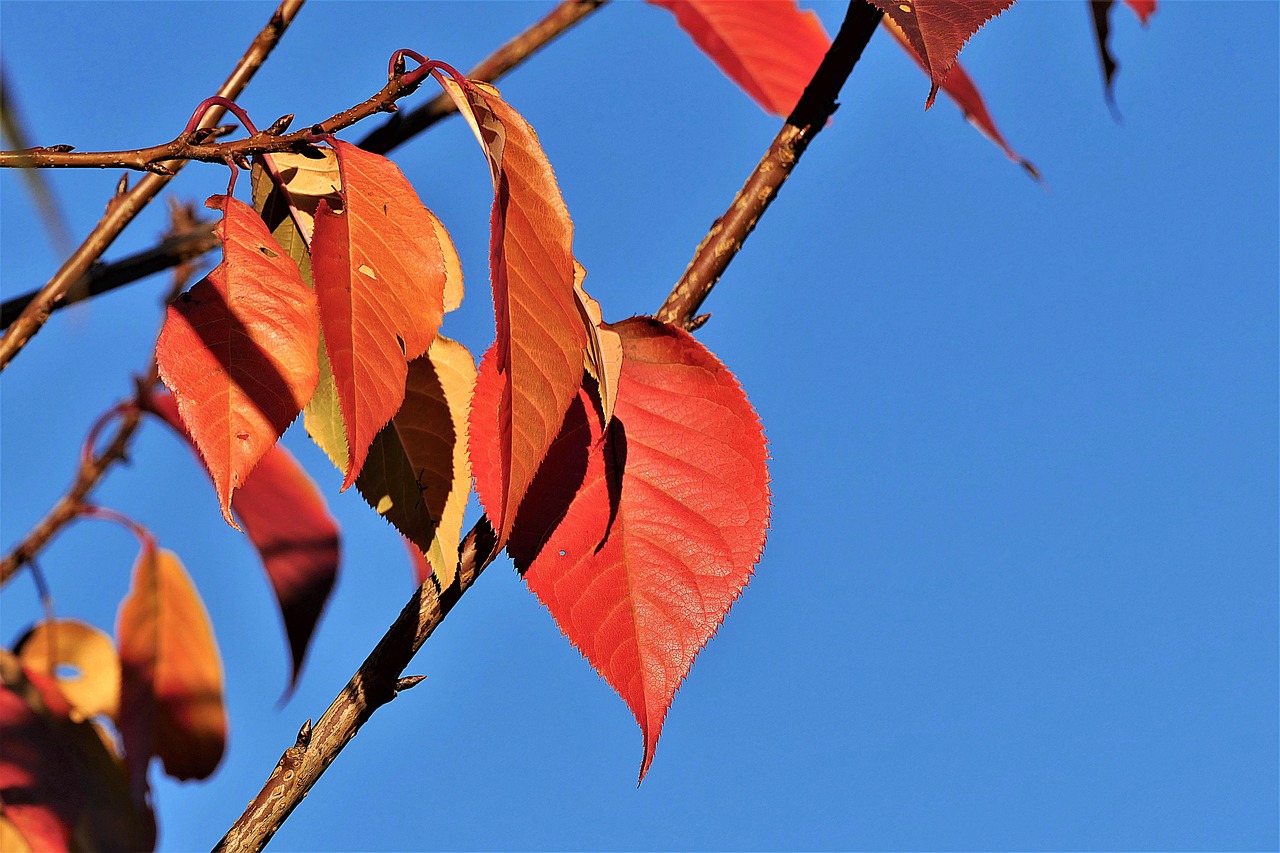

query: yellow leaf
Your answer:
[16,619,120,723]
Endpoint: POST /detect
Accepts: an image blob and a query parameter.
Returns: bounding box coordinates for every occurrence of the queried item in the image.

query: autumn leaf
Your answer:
[648,0,831,116]
[870,0,1015,108]
[356,335,476,590]
[0,653,154,852]
[573,261,622,425]
[1090,0,1156,112]
[472,318,770,780]
[144,391,340,694]
[155,194,319,527]
[1124,0,1156,24]
[435,77,589,546]
[882,17,1038,178]
[311,139,450,490]
[15,620,120,722]
[116,545,226,796]
[403,537,433,587]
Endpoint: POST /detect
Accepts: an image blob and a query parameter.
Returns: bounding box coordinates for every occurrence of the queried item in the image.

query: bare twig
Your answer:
[358,0,608,154]
[656,1,884,330]
[0,0,608,324]
[0,0,305,374]
[0,209,202,588]
[215,5,883,849]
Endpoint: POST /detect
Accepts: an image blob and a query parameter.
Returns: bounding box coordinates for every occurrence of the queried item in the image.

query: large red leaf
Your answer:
[116,544,227,796]
[155,194,319,527]
[144,392,340,694]
[311,139,448,490]
[870,0,1015,108]
[882,18,1037,178]
[648,0,831,116]
[0,654,154,851]
[472,318,770,780]
[437,78,588,546]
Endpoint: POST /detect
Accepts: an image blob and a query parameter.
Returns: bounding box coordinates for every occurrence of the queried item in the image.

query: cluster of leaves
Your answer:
[1,0,1156,849]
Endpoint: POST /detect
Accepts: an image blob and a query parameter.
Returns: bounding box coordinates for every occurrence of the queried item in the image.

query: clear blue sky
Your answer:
[1,2,1276,850]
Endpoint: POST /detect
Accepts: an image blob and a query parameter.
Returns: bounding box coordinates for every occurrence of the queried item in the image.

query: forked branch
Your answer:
[214,4,884,850]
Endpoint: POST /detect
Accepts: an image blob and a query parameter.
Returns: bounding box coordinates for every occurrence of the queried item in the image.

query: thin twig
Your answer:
[0,0,305,374]
[656,1,884,330]
[0,208,202,588]
[0,0,608,325]
[357,0,608,154]
[214,5,882,850]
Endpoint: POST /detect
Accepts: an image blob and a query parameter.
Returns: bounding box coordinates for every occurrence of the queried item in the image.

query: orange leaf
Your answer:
[144,392,340,695]
[437,78,588,546]
[116,545,226,795]
[869,0,1015,108]
[882,18,1038,179]
[155,194,319,527]
[0,653,154,852]
[648,0,831,116]
[573,261,622,425]
[311,140,448,490]
[357,335,476,590]
[472,318,770,780]
[16,620,120,722]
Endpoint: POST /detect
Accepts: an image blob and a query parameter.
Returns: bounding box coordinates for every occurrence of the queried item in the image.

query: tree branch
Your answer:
[214,4,883,850]
[0,0,305,374]
[656,1,884,330]
[0,0,608,338]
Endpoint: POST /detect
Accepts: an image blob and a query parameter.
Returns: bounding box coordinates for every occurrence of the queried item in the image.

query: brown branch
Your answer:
[656,1,884,330]
[214,4,882,850]
[0,225,216,331]
[0,0,305,374]
[0,201,204,588]
[358,0,608,155]
[213,519,499,853]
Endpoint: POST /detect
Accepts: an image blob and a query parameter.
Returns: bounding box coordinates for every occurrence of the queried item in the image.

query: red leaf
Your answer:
[155,194,319,527]
[648,0,831,116]
[473,318,771,780]
[1123,0,1155,24]
[437,78,588,546]
[144,392,340,695]
[311,139,448,490]
[869,0,1015,108]
[116,544,227,795]
[883,18,1038,179]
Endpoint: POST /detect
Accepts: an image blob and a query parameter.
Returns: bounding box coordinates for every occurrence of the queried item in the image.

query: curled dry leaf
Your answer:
[15,619,120,722]
[155,194,319,527]
[116,545,227,796]
[882,18,1038,179]
[357,335,477,590]
[572,261,622,425]
[435,75,590,546]
[311,140,449,490]
[870,0,1015,108]
[471,318,770,780]
[648,0,831,116]
[144,392,341,696]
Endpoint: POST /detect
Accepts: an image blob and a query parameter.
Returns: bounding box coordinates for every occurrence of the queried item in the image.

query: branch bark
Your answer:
[214,4,883,850]
[0,0,305,374]
[656,1,884,330]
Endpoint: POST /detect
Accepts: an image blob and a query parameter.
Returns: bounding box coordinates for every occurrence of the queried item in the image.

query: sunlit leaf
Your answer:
[869,0,1015,108]
[573,261,622,425]
[472,318,770,780]
[311,140,449,489]
[357,335,476,590]
[116,545,226,794]
[155,194,319,527]
[648,0,831,116]
[435,77,589,546]
[15,620,120,723]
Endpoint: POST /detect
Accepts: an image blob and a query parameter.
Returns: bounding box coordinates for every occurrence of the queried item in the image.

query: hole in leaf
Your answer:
[55,664,82,680]
[258,246,279,259]
[357,264,377,280]
[558,550,566,557]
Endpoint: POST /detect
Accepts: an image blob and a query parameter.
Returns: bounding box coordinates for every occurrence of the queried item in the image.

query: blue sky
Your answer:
[1,2,1276,850]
